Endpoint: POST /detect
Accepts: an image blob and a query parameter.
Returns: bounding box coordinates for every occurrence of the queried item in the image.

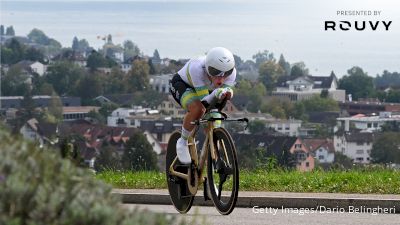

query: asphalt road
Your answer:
[124,204,399,225]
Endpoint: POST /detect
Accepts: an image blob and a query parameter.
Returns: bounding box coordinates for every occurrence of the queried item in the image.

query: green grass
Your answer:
[96,169,400,194]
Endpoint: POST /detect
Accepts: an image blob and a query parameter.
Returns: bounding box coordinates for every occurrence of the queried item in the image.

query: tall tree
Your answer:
[123,40,140,61]
[278,54,291,76]
[153,49,160,61]
[126,60,150,92]
[48,91,63,122]
[258,60,284,91]
[72,36,79,51]
[339,66,374,100]
[122,132,158,171]
[5,26,15,36]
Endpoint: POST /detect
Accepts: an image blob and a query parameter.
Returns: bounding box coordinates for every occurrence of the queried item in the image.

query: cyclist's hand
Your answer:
[223,87,233,100]
[215,87,233,100]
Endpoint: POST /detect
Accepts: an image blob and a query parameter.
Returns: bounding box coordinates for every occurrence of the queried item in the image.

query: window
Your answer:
[356,157,364,161]
[367,123,372,128]
[356,142,363,146]
[356,150,364,154]
[319,155,324,160]
[295,144,302,149]
[373,123,378,128]
[306,162,310,167]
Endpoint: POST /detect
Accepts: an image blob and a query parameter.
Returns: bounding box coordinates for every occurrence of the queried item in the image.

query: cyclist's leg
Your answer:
[183,100,206,131]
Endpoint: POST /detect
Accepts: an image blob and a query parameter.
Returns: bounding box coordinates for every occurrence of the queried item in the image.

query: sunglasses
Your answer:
[208,66,234,77]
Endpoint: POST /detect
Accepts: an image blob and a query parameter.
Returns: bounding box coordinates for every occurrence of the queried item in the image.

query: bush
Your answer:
[0,130,175,225]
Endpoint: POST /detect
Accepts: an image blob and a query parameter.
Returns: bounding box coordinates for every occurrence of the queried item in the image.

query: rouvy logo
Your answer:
[325,21,392,31]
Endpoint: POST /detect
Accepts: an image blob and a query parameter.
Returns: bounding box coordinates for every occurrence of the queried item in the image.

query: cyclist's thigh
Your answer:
[169,74,197,109]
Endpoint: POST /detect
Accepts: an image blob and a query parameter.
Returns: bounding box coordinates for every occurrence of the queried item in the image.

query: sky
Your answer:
[1,0,399,77]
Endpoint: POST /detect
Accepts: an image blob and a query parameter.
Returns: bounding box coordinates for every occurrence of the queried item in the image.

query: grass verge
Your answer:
[96,169,400,194]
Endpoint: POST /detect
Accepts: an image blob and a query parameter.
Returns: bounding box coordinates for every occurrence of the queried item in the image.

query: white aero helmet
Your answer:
[205,47,235,77]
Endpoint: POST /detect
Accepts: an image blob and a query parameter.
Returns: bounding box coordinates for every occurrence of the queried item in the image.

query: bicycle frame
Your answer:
[168,115,217,195]
[168,112,248,196]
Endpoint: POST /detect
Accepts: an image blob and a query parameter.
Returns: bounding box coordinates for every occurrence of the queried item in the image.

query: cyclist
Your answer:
[169,47,237,164]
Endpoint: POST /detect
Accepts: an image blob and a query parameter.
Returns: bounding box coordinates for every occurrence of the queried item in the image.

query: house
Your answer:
[94,94,136,106]
[339,100,400,116]
[15,60,46,76]
[289,138,315,171]
[335,112,400,133]
[157,96,186,118]
[0,96,81,109]
[139,120,182,152]
[63,106,100,121]
[150,74,173,94]
[334,131,376,164]
[272,74,345,102]
[107,107,161,127]
[20,118,59,147]
[303,138,335,164]
[265,118,302,137]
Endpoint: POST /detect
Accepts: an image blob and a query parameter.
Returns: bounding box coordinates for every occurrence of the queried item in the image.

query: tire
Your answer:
[166,131,194,214]
[207,128,239,215]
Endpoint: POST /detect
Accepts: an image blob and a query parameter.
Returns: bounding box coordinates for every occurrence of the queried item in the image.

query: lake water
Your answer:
[1,0,400,76]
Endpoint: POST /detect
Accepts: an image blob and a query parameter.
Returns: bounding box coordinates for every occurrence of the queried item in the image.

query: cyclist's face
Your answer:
[210,76,225,87]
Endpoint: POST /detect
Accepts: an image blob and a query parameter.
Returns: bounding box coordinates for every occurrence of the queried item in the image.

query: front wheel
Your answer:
[207,128,239,215]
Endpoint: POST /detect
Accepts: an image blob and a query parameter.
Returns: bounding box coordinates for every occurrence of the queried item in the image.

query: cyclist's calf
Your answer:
[184,100,206,130]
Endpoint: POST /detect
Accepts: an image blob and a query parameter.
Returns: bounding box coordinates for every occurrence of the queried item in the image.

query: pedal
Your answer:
[203,177,211,201]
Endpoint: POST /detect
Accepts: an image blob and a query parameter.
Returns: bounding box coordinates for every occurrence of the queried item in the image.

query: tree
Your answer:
[248,120,266,134]
[123,40,140,61]
[258,60,284,91]
[278,54,291,76]
[103,67,126,94]
[86,51,108,70]
[332,152,353,169]
[94,145,121,171]
[320,89,329,98]
[386,90,400,103]
[5,26,15,36]
[25,47,45,63]
[48,92,63,122]
[72,36,79,51]
[122,132,158,171]
[252,50,274,68]
[76,73,103,101]
[374,70,400,89]
[1,38,25,64]
[1,64,30,96]
[339,66,374,100]
[290,62,309,78]
[45,61,84,95]
[371,132,400,164]
[153,49,160,61]
[28,28,50,45]
[299,95,339,113]
[126,60,150,92]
